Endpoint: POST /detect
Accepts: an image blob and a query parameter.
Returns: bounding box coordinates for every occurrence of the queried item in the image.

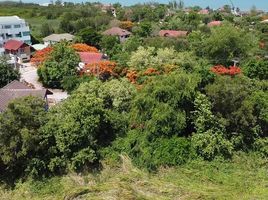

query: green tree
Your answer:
[205,76,267,149]
[108,72,200,169]
[40,79,135,172]
[0,57,20,87]
[100,35,120,56]
[133,21,152,37]
[76,27,101,48]
[37,42,80,88]
[191,24,258,65]
[40,23,54,37]
[0,96,47,182]
[243,58,268,80]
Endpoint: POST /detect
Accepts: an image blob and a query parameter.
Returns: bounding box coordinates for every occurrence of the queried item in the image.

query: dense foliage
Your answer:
[0,1,268,191]
[0,58,20,87]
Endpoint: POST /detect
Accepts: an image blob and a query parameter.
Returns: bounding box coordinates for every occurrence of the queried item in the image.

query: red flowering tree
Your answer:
[30,47,53,66]
[126,70,138,84]
[81,61,117,80]
[71,43,99,53]
[211,65,241,76]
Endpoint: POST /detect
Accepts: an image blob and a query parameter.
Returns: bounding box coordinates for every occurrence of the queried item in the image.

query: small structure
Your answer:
[261,19,268,24]
[103,27,131,43]
[0,80,53,112]
[4,39,31,62]
[31,43,48,51]
[43,33,75,46]
[198,9,209,15]
[159,30,188,38]
[208,21,222,27]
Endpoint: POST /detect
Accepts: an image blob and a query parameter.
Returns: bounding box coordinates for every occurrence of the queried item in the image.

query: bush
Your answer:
[191,130,234,160]
[254,138,268,157]
[0,96,47,182]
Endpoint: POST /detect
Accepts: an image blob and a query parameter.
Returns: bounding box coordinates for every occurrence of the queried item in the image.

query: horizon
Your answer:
[3,0,268,11]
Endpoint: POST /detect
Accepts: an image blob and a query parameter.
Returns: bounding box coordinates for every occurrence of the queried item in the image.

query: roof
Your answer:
[103,27,131,36]
[78,52,103,64]
[4,40,26,51]
[261,19,268,23]
[198,9,209,15]
[0,80,52,112]
[208,21,222,27]
[0,16,24,25]
[159,30,188,38]
[31,44,48,51]
[43,33,75,42]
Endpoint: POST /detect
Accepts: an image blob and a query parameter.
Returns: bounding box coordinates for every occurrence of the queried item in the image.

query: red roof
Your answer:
[4,40,26,51]
[103,27,131,36]
[198,9,209,15]
[208,21,222,27]
[159,30,188,38]
[78,52,103,64]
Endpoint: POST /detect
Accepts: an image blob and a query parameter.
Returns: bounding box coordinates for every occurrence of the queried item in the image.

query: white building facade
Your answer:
[0,16,31,54]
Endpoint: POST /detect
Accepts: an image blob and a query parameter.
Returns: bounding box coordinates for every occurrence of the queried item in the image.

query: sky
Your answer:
[3,0,268,11]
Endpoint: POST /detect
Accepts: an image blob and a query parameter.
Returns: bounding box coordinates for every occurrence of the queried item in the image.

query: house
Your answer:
[0,80,53,113]
[198,9,209,15]
[43,33,75,46]
[208,21,222,27]
[4,39,31,62]
[78,52,107,69]
[101,3,116,17]
[159,30,188,38]
[0,16,31,54]
[103,27,131,43]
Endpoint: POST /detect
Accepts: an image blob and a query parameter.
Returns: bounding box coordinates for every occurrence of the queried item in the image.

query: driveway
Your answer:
[20,63,68,103]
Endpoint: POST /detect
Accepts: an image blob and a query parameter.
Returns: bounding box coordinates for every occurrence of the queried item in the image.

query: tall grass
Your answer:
[1,153,268,200]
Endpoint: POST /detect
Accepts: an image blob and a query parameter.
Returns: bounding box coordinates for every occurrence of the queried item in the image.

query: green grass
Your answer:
[1,153,268,200]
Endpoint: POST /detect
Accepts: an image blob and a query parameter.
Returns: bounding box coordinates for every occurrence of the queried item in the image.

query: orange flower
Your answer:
[30,47,53,66]
[71,43,99,53]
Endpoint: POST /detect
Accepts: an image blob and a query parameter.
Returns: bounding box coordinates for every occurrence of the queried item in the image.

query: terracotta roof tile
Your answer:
[103,27,131,36]
[159,30,188,38]
[78,52,103,64]
[4,40,24,51]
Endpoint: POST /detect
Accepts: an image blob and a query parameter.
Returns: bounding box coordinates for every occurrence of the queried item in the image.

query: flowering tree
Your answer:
[30,47,53,66]
[81,61,117,80]
[71,43,99,53]
[119,21,134,31]
[211,65,241,76]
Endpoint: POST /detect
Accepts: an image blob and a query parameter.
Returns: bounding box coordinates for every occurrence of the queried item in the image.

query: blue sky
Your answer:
[6,0,268,11]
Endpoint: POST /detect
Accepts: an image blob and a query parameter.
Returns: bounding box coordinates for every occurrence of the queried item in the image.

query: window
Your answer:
[15,32,22,38]
[14,24,21,28]
[22,31,30,36]
[24,40,31,44]
[4,25,11,29]
[6,33,12,39]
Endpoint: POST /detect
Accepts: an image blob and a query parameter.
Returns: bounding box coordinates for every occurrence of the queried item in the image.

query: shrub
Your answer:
[191,130,234,160]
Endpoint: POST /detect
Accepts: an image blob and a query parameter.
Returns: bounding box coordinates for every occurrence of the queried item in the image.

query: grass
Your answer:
[1,153,268,200]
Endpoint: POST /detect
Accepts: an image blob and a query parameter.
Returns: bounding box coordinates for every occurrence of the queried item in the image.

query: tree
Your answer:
[100,35,120,56]
[71,43,98,53]
[40,79,135,172]
[133,21,152,37]
[37,42,80,88]
[107,72,200,169]
[203,24,258,65]
[205,75,267,149]
[243,58,268,80]
[0,96,47,182]
[40,23,54,37]
[76,27,101,48]
[0,57,20,87]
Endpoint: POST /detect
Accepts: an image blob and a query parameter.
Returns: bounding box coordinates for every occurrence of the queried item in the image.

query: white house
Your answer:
[0,16,31,54]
